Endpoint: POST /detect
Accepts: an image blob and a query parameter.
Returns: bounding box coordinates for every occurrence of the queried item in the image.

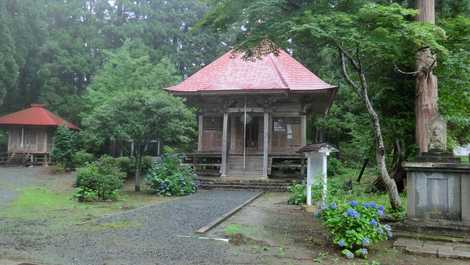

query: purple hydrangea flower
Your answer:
[378,205,385,211]
[345,208,360,218]
[369,219,378,226]
[364,201,377,208]
[350,200,359,207]
[338,239,346,248]
[377,209,385,216]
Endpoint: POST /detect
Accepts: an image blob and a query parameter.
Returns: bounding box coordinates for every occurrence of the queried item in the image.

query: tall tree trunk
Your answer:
[415,0,438,153]
[360,74,402,210]
[340,51,402,210]
[135,146,142,192]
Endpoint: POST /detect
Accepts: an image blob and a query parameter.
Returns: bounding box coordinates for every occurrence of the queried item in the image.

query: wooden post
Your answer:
[263,112,269,178]
[20,127,24,149]
[197,114,203,152]
[301,114,307,146]
[221,112,228,177]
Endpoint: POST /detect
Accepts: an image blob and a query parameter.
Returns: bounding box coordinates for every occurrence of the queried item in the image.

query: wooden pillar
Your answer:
[20,127,25,148]
[263,112,269,178]
[197,114,203,152]
[301,114,307,146]
[221,112,228,177]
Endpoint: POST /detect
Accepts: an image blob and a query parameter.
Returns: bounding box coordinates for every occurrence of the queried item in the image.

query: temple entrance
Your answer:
[227,113,265,177]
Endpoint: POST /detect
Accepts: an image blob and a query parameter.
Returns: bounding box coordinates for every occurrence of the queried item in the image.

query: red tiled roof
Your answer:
[0,104,79,130]
[166,49,336,93]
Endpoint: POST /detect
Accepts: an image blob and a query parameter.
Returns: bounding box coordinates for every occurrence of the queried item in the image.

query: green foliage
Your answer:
[321,200,391,258]
[72,150,95,168]
[287,183,307,205]
[114,156,154,178]
[75,156,125,202]
[288,181,344,205]
[437,16,470,146]
[51,126,79,170]
[145,154,197,196]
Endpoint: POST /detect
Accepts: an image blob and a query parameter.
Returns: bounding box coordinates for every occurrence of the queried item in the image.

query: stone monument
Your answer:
[403,114,470,231]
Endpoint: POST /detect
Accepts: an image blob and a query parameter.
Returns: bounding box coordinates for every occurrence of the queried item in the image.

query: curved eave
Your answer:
[165,86,337,96]
[0,123,80,130]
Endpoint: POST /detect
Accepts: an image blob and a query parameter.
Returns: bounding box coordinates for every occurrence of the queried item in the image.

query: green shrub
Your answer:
[72,150,95,167]
[320,200,391,259]
[141,156,154,174]
[74,156,125,202]
[287,183,307,205]
[114,156,153,178]
[145,154,197,196]
[52,126,80,169]
[287,181,343,205]
[328,157,346,176]
[114,156,135,177]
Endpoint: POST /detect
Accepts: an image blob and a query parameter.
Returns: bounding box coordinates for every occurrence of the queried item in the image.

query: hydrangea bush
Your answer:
[145,154,197,196]
[321,200,392,259]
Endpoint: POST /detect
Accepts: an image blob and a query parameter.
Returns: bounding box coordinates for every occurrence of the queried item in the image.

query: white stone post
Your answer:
[306,154,313,206]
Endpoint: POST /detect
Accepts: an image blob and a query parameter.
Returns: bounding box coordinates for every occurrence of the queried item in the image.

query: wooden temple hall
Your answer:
[0,104,79,165]
[167,48,337,179]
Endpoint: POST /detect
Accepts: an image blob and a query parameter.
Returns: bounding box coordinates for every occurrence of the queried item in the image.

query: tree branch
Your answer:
[394,64,419,76]
[340,51,362,96]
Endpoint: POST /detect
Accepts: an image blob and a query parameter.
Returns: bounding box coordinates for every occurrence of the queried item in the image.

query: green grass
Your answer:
[0,185,170,232]
[224,224,242,235]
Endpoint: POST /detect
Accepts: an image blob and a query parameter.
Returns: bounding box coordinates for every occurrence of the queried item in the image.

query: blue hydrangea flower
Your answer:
[330,202,337,210]
[378,205,385,211]
[377,209,385,216]
[361,237,370,247]
[350,200,358,207]
[369,219,378,226]
[342,249,354,259]
[359,248,368,256]
[345,208,360,218]
[364,201,377,208]
[338,239,346,248]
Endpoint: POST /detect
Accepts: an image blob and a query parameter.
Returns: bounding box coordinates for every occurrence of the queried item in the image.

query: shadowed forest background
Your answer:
[0,0,469,165]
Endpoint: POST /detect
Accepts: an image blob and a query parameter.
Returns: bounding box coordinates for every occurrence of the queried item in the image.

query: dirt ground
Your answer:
[1,168,469,265]
[209,192,470,265]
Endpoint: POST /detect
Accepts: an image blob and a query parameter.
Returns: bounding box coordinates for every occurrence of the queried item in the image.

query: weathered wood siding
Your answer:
[200,116,223,152]
[7,126,51,154]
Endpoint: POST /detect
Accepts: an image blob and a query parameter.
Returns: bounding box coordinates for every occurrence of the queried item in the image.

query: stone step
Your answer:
[198,184,289,191]
[394,237,470,259]
[197,178,294,191]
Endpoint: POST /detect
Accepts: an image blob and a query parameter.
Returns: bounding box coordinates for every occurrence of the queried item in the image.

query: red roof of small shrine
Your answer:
[0,104,79,130]
[166,49,336,94]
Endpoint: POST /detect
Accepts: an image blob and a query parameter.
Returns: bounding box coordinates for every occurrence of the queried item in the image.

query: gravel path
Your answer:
[0,167,48,207]
[37,190,259,265]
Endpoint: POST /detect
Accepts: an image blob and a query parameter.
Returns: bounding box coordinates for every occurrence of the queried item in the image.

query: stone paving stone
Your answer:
[423,241,455,252]
[394,238,423,248]
[405,245,438,256]
[454,244,470,252]
[396,237,470,259]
